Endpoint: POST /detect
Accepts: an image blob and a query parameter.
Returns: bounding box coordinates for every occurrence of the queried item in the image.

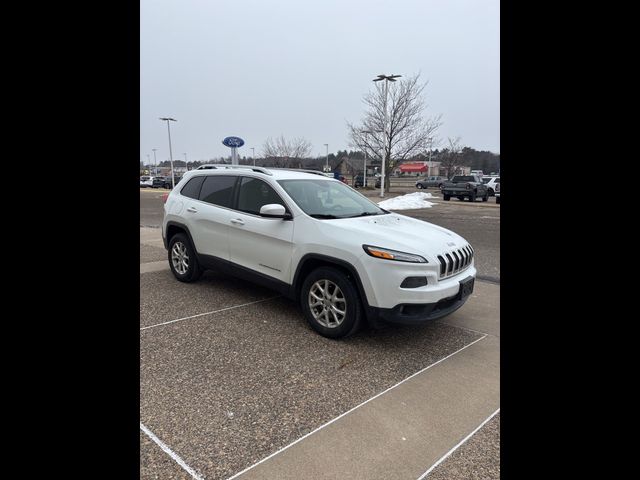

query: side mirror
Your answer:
[259,204,291,219]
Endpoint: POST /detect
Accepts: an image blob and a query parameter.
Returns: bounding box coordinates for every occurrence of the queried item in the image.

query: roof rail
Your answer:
[268,168,330,177]
[195,164,272,175]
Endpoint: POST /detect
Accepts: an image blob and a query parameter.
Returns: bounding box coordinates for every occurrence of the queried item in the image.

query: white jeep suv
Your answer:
[162,165,476,338]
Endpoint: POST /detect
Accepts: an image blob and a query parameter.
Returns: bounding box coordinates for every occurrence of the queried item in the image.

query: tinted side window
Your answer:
[180,176,205,199]
[495,178,500,183]
[199,175,237,207]
[237,177,285,215]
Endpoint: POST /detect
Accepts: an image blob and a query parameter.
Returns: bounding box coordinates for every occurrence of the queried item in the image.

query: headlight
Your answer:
[362,245,428,263]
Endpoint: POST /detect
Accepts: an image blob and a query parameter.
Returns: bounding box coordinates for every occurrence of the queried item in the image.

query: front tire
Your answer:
[300,267,362,339]
[482,193,488,202]
[443,194,451,201]
[417,184,424,189]
[469,192,476,202]
[168,233,202,282]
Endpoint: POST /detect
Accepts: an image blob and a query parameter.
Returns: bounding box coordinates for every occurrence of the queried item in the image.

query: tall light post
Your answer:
[183,152,187,172]
[146,154,151,174]
[360,130,376,188]
[159,117,177,188]
[152,148,157,175]
[324,143,329,172]
[427,137,433,177]
[251,147,255,166]
[372,74,401,197]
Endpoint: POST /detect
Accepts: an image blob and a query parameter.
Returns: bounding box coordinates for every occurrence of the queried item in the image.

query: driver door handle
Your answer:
[230,218,245,226]
[186,206,198,213]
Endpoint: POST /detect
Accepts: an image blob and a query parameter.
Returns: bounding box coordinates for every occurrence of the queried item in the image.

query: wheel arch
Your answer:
[164,221,197,251]
[292,254,370,309]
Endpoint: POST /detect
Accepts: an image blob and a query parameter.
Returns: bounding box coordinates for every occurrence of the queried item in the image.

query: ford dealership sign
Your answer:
[222,136,245,148]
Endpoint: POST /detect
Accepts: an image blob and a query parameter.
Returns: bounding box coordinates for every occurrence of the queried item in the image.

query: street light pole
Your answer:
[146,154,150,174]
[251,147,255,166]
[360,130,373,188]
[159,117,177,188]
[373,74,401,197]
[152,148,157,175]
[427,138,433,177]
[324,144,329,172]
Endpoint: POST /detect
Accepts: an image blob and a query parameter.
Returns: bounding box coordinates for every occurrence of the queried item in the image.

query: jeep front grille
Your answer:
[437,245,474,279]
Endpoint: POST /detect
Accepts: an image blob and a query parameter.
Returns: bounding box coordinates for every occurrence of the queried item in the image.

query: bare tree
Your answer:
[439,137,464,179]
[347,73,442,190]
[261,135,312,168]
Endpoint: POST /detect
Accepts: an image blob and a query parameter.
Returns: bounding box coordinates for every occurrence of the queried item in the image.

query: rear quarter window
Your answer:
[180,176,205,199]
[199,175,237,207]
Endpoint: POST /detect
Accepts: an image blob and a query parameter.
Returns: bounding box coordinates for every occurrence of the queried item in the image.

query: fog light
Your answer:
[400,276,428,288]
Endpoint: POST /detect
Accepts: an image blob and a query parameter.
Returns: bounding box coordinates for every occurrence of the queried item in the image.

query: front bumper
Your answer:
[365,275,474,326]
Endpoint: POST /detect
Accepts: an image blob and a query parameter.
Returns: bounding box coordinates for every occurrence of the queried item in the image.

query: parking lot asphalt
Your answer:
[426,413,500,480]
[140,182,500,479]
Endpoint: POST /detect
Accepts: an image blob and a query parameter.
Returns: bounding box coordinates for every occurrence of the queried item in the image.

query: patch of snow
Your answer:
[377,192,435,210]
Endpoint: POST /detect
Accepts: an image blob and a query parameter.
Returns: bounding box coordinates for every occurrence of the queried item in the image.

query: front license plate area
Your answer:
[458,276,475,301]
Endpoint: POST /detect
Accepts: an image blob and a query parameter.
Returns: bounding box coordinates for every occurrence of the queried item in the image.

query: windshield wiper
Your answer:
[309,214,341,219]
[345,211,386,218]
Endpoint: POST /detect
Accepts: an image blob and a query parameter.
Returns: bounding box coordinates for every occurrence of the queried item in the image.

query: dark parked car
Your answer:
[415,175,446,189]
[374,177,381,188]
[152,177,166,188]
[161,176,182,189]
[353,175,365,188]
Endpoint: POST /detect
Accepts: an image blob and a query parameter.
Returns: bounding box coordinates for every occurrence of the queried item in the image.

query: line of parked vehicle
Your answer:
[140,175,183,189]
[414,174,500,203]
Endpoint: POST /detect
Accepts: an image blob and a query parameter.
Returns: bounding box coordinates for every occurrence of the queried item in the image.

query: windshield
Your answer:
[278,179,387,219]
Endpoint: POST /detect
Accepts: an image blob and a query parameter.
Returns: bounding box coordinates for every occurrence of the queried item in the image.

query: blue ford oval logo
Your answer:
[222,136,245,148]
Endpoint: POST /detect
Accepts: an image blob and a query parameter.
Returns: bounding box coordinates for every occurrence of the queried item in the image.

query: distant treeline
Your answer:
[144,146,500,173]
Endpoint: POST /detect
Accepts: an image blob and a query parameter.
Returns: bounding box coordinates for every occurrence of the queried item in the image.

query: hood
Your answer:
[326,213,469,259]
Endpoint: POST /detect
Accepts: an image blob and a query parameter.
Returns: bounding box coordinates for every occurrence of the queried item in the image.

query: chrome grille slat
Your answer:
[438,244,474,280]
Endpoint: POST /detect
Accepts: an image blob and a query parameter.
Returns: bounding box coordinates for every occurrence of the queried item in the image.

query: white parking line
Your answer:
[416,407,500,479]
[140,422,204,480]
[225,334,488,480]
[140,296,281,331]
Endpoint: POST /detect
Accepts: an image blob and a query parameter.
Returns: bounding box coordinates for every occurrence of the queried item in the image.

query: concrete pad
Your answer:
[141,260,170,274]
[141,244,168,264]
[141,227,165,248]
[139,270,278,328]
[235,335,499,480]
[140,298,481,480]
[439,281,500,337]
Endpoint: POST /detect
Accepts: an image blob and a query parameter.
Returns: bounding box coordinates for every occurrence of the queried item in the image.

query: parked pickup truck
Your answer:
[441,175,489,202]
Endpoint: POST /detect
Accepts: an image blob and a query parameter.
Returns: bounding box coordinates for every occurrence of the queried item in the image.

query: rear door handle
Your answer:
[230,218,245,225]
[186,207,198,213]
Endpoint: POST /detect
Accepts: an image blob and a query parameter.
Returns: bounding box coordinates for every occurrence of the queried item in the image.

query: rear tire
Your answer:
[482,193,488,202]
[443,194,451,201]
[168,233,202,282]
[300,267,362,339]
[469,192,476,202]
[417,184,423,189]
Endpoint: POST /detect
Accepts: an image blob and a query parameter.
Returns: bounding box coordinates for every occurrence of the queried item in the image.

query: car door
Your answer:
[227,176,294,283]
[183,174,237,261]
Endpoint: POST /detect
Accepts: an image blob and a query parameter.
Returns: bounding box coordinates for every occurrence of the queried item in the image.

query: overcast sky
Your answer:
[140,0,499,164]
